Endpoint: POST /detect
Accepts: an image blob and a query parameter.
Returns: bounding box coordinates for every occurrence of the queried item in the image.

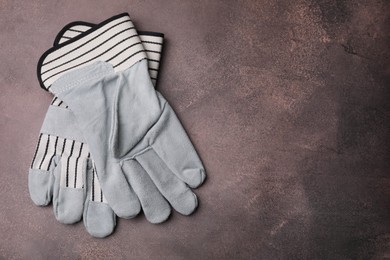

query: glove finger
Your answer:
[52,156,85,224]
[122,159,171,224]
[28,168,54,206]
[136,149,198,216]
[100,163,141,219]
[151,101,206,188]
[84,161,116,238]
[29,134,59,206]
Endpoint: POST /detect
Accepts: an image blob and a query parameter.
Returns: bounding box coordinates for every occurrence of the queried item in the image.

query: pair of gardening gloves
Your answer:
[29,13,205,238]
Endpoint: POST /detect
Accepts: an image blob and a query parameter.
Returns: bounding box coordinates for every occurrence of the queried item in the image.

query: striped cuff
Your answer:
[50,21,164,88]
[38,13,147,92]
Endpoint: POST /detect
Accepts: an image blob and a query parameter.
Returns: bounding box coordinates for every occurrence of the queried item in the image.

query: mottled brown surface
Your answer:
[0,0,389,259]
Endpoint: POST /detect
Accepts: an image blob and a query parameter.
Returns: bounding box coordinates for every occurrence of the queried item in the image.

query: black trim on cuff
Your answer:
[137,31,165,38]
[53,21,95,46]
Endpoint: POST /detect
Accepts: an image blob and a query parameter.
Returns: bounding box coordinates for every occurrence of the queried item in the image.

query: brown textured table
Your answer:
[0,1,389,259]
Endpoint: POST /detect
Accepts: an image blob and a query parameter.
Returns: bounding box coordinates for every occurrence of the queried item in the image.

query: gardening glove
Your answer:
[29,15,167,237]
[39,13,206,219]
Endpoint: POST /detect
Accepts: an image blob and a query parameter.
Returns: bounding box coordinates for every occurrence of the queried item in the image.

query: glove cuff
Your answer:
[38,13,147,92]
[52,22,164,87]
